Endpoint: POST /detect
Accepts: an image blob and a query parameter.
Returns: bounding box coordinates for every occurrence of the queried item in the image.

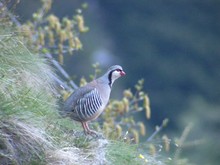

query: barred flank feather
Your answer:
[75,88,102,121]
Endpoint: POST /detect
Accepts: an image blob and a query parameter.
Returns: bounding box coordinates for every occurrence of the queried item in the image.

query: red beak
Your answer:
[120,70,126,76]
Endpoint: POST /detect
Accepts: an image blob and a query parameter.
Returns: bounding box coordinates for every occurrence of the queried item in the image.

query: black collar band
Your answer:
[108,70,114,87]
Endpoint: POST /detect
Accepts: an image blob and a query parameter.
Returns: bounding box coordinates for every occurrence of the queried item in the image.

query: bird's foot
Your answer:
[85,130,104,139]
[81,122,104,138]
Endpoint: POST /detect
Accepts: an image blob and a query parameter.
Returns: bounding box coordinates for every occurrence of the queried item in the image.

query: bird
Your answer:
[63,65,126,135]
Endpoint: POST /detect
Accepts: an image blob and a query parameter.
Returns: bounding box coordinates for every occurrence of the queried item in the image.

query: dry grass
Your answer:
[47,138,109,165]
[0,119,53,164]
[0,31,57,164]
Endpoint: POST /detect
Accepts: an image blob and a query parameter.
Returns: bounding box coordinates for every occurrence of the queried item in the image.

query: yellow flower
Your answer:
[115,125,122,137]
[162,135,170,152]
[139,154,145,159]
[123,89,133,98]
[75,15,89,33]
[138,122,146,136]
[143,95,151,119]
[122,98,129,112]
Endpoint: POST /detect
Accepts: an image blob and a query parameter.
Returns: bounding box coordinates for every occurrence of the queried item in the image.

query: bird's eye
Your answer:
[115,69,121,72]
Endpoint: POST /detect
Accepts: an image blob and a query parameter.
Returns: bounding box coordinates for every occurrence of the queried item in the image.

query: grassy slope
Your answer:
[0,29,146,165]
[0,29,59,164]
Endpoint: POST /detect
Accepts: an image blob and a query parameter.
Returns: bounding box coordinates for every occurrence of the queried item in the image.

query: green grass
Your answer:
[0,30,59,164]
[106,140,142,165]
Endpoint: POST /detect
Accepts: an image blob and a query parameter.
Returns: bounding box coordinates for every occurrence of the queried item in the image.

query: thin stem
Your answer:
[146,119,169,142]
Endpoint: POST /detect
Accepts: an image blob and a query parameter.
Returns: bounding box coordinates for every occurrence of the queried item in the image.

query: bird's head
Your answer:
[107,65,126,87]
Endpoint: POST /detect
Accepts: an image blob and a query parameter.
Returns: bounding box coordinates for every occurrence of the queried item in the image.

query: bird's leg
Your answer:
[81,122,97,136]
[84,122,98,135]
[81,122,89,135]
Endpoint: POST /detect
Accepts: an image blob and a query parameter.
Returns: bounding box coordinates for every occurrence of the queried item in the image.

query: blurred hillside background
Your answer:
[13,0,220,164]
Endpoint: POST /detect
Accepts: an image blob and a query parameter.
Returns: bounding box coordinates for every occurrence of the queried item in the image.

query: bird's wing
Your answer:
[65,87,103,121]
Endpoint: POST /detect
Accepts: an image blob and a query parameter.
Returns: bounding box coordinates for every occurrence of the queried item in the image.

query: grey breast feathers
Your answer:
[63,87,103,122]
